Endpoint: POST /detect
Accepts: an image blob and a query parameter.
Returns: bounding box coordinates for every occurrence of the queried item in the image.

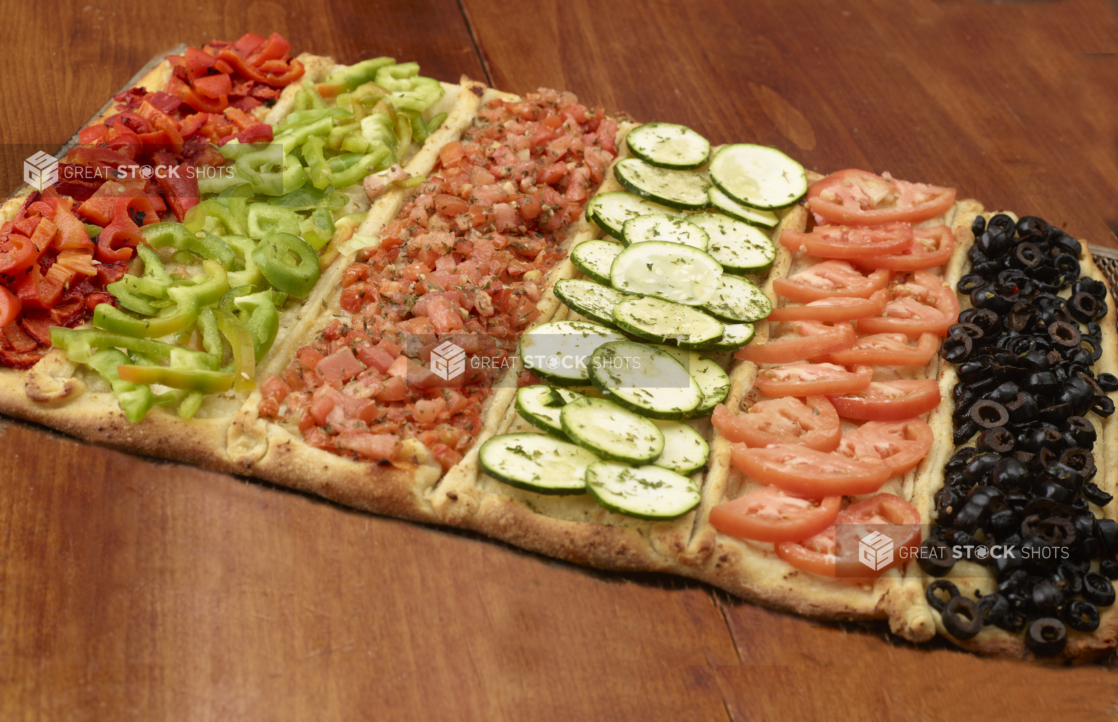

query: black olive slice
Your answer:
[1039,403,1074,425]
[940,332,972,364]
[1069,291,1103,323]
[1034,517,1076,547]
[1048,321,1081,348]
[1058,448,1094,481]
[1006,303,1037,332]
[977,427,1015,454]
[1030,578,1064,615]
[953,420,979,446]
[1097,519,1118,557]
[996,608,1028,633]
[1083,482,1114,508]
[1091,395,1115,418]
[942,595,983,640]
[971,215,987,237]
[925,579,959,613]
[1025,618,1067,656]
[1082,573,1116,607]
[1016,215,1050,239]
[1097,373,1118,393]
[917,539,955,577]
[1064,600,1100,632]
[1052,253,1080,279]
[969,400,1008,429]
[1100,560,1118,580]
[1064,416,1097,448]
[988,213,1016,235]
[974,594,1008,627]
[956,274,986,295]
[1004,392,1039,425]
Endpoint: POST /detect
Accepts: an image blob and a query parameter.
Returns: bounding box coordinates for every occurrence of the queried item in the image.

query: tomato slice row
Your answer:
[779,222,913,259]
[766,289,888,323]
[756,363,872,398]
[711,396,841,452]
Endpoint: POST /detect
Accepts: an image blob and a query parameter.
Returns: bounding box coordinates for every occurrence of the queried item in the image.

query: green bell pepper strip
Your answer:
[183,199,246,237]
[117,364,233,394]
[293,89,310,113]
[301,78,328,111]
[276,107,351,133]
[50,327,179,365]
[197,172,245,196]
[299,208,336,251]
[273,117,334,155]
[340,131,371,155]
[233,290,282,363]
[87,349,156,423]
[177,392,205,419]
[375,62,419,92]
[234,146,308,196]
[214,308,257,392]
[323,57,396,93]
[267,183,347,212]
[224,235,265,290]
[196,307,223,357]
[412,112,447,143]
[302,135,332,190]
[361,106,397,155]
[247,204,302,240]
[115,244,173,298]
[108,283,163,316]
[84,223,103,241]
[330,149,391,189]
[328,154,364,175]
[394,110,413,162]
[93,261,230,338]
[386,76,445,114]
[251,232,320,299]
[141,222,236,269]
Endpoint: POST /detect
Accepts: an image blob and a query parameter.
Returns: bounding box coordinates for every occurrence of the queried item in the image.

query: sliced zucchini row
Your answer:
[613,296,725,347]
[609,241,723,306]
[687,213,776,275]
[479,433,600,496]
[571,239,624,285]
[709,186,779,229]
[560,396,664,464]
[588,340,704,420]
[621,214,709,250]
[585,461,702,520]
[554,279,632,328]
[691,323,756,351]
[516,385,585,438]
[614,158,711,211]
[519,320,627,385]
[656,346,730,417]
[587,191,679,240]
[708,144,807,211]
[700,274,772,323]
[652,421,711,475]
[625,122,711,170]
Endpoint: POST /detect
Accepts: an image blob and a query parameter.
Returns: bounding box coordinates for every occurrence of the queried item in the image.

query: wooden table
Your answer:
[3,0,1118,718]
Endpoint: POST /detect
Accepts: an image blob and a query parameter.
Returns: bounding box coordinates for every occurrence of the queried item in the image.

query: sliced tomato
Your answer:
[837,418,934,476]
[713,396,841,452]
[775,526,844,577]
[779,223,913,259]
[735,321,855,365]
[852,225,955,272]
[806,169,957,226]
[828,380,941,421]
[857,271,960,337]
[755,363,872,397]
[731,444,892,496]
[773,261,892,303]
[821,332,940,367]
[711,487,842,543]
[767,289,887,323]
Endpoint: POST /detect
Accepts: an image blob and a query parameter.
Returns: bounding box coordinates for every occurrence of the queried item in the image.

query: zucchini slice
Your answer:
[621,214,709,250]
[688,213,776,275]
[656,346,730,417]
[586,191,679,240]
[614,158,711,211]
[571,239,624,285]
[585,461,702,520]
[516,385,585,438]
[613,296,725,347]
[652,421,710,475]
[519,320,627,386]
[479,433,600,495]
[554,279,632,328]
[560,397,665,464]
[700,275,772,323]
[708,144,807,211]
[689,322,756,351]
[625,122,711,170]
[709,186,779,229]
[588,340,704,419]
[609,241,723,306]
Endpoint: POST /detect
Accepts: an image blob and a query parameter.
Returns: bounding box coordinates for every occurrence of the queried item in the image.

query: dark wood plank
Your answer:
[464,0,1118,247]
[0,418,739,720]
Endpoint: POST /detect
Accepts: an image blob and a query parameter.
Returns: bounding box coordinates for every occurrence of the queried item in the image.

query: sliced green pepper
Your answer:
[302,135,332,190]
[277,107,351,132]
[214,308,257,392]
[178,392,205,420]
[93,261,230,338]
[224,235,265,290]
[233,290,283,363]
[247,204,302,240]
[375,62,419,92]
[251,232,320,299]
[117,365,233,394]
[267,183,348,212]
[300,208,336,251]
[301,77,328,111]
[142,222,236,269]
[196,307,223,357]
[323,57,396,93]
[50,327,179,365]
[183,199,247,237]
[331,149,390,188]
[87,349,156,423]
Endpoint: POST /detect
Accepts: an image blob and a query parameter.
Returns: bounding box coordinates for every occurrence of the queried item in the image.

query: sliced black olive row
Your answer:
[926,213,1117,656]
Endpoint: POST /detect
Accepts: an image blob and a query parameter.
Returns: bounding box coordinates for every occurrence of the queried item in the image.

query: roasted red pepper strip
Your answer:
[96,197,155,262]
[152,151,200,222]
[217,49,304,87]
[182,86,229,114]
[0,286,20,327]
[248,33,290,65]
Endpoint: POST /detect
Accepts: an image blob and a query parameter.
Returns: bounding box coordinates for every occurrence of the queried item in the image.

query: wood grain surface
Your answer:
[3,1,1118,720]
